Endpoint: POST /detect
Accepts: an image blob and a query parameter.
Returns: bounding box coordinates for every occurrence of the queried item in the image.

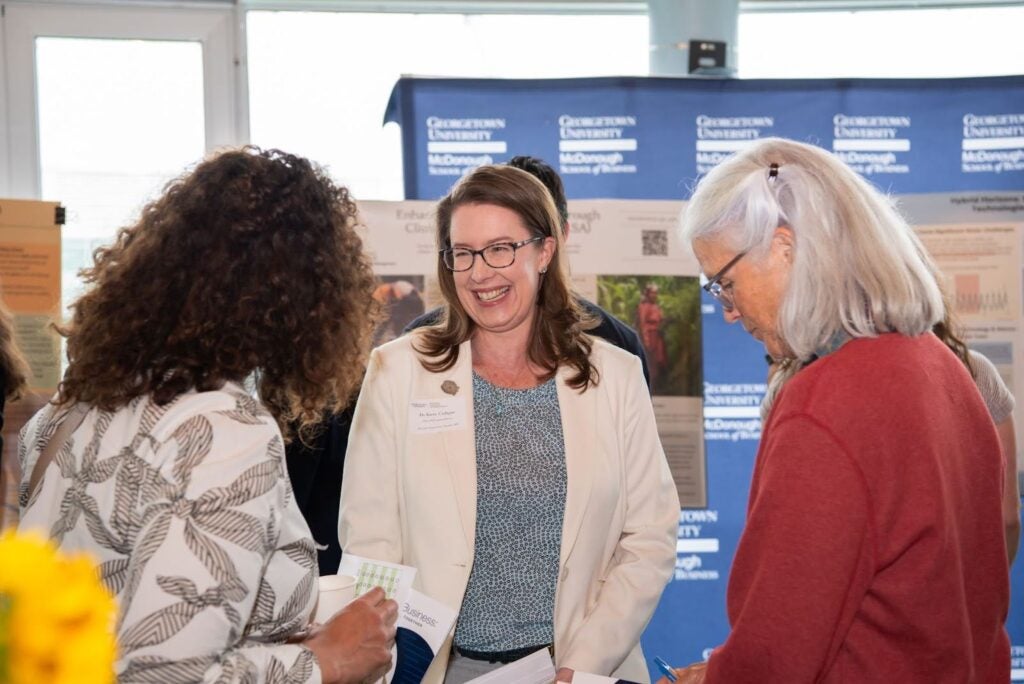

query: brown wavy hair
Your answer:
[933,290,975,379]
[415,165,597,389]
[0,297,30,400]
[57,146,378,441]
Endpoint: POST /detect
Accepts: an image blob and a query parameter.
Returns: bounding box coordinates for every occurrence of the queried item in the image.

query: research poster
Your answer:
[0,198,63,529]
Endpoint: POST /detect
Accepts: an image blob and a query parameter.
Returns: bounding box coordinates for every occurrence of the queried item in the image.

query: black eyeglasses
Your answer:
[702,250,748,312]
[440,236,544,272]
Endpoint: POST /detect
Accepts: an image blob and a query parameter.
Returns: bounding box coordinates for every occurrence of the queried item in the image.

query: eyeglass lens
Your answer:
[446,243,517,271]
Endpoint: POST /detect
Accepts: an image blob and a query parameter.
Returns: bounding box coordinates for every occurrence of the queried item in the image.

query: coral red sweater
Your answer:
[706,333,1010,683]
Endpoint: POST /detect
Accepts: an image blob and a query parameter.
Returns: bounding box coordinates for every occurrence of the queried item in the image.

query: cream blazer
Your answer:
[338,332,679,683]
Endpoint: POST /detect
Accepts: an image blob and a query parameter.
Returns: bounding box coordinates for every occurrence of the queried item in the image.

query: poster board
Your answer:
[0,198,62,529]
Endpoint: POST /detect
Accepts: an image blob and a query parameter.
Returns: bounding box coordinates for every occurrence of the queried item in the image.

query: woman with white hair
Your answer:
[662,138,1010,683]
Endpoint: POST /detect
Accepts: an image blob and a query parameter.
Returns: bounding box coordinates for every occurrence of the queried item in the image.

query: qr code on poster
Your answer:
[642,229,668,257]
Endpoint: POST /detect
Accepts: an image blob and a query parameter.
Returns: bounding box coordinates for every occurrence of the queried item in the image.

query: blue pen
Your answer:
[653,656,677,682]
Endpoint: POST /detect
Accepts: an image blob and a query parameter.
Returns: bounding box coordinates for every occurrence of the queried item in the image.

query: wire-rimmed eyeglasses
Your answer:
[702,250,748,312]
[440,236,544,272]
[701,163,778,311]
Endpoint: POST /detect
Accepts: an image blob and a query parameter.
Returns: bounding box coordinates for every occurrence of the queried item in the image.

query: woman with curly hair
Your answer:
[17,147,397,684]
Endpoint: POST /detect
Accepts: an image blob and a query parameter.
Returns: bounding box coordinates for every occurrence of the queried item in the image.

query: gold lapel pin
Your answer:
[441,380,459,396]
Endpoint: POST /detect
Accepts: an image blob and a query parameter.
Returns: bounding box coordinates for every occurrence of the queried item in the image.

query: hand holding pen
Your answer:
[654,657,677,682]
[653,656,708,684]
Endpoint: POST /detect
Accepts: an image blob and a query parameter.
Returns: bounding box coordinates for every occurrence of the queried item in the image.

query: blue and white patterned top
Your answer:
[454,372,567,652]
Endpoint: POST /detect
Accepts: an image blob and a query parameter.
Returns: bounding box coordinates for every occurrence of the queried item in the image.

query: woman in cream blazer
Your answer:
[339,165,679,683]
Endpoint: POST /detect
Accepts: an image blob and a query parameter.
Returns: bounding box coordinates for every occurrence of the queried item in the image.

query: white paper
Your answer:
[463,648,556,684]
[386,588,458,684]
[572,674,618,684]
[409,397,468,434]
[572,671,645,684]
[337,553,417,604]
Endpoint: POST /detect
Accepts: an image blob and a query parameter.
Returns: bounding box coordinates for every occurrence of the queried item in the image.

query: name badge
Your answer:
[408,397,467,434]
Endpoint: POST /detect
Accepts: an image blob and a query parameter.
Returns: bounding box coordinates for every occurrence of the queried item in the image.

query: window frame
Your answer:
[1,1,243,199]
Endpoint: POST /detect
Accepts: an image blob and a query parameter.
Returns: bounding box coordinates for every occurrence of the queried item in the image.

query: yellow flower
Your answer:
[0,530,116,684]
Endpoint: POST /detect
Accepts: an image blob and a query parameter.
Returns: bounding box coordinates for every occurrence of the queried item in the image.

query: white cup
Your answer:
[314,574,358,623]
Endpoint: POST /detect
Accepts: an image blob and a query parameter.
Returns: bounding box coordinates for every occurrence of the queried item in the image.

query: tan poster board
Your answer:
[0,198,62,529]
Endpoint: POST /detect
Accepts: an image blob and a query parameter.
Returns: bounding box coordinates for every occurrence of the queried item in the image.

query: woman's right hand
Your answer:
[303,586,399,684]
[657,662,707,684]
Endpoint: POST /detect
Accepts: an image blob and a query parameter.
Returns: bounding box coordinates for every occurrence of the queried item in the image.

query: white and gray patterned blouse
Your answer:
[18,383,321,684]
[968,349,1015,423]
[454,372,566,652]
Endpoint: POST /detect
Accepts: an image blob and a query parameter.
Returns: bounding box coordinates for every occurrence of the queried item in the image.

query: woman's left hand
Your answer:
[554,667,574,682]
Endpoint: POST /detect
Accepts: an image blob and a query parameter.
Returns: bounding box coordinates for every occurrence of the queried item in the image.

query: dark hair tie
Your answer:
[768,163,779,180]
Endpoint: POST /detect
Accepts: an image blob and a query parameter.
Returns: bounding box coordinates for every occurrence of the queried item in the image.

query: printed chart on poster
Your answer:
[901,192,1024,474]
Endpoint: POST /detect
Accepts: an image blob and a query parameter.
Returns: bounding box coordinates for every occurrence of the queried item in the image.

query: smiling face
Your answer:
[693,227,794,359]
[449,202,555,339]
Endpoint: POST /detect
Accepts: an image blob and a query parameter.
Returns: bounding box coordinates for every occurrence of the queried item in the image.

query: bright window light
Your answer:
[738,7,1024,79]
[247,11,650,201]
[36,37,205,312]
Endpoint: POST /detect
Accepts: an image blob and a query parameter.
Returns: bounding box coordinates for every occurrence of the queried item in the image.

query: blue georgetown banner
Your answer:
[385,75,1024,202]
[384,74,1024,681]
